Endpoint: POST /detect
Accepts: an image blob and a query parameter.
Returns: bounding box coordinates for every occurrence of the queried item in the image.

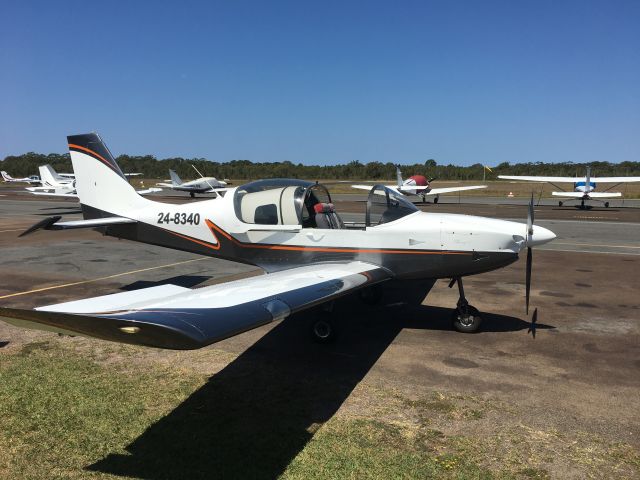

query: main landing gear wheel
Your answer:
[448,277,482,333]
[433,196,439,204]
[451,305,482,333]
[310,314,337,344]
[605,202,610,208]
[190,192,195,198]
[558,201,563,207]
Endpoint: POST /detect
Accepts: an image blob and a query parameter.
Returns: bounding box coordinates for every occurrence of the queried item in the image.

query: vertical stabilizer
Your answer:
[67,133,149,217]
[396,165,403,187]
[169,170,183,186]
[1,171,12,182]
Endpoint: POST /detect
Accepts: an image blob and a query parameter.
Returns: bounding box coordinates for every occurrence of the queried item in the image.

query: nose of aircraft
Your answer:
[528,225,556,246]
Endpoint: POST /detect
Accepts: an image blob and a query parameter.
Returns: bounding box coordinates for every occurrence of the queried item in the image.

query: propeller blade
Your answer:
[527,193,534,237]
[527,308,538,338]
[428,177,437,183]
[525,247,532,314]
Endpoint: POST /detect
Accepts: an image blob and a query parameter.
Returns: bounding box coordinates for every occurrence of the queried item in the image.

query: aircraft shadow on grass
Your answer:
[88,281,553,480]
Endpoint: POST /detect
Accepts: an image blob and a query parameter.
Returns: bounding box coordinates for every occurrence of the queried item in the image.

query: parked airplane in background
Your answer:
[0,133,555,350]
[156,167,227,197]
[26,165,76,196]
[352,166,487,203]
[26,164,160,198]
[1,171,40,185]
[498,167,640,208]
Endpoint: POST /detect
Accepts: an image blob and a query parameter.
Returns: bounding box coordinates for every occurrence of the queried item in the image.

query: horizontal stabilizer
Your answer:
[20,215,136,237]
[552,191,622,198]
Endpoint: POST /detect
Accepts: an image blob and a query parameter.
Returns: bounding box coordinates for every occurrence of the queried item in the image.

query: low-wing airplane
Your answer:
[0,133,555,350]
[498,167,640,208]
[1,171,41,185]
[156,167,227,198]
[352,166,487,203]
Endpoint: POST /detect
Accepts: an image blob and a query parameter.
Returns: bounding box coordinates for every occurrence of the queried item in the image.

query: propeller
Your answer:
[428,177,437,183]
[525,194,534,315]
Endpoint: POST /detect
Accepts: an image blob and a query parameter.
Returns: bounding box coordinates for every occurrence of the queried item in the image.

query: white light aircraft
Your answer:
[499,167,640,208]
[156,166,227,198]
[352,166,487,203]
[1,171,41,185]
[0,133,555,349]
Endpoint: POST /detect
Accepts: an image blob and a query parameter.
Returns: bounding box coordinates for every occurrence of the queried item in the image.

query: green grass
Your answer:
[0,340,638,479]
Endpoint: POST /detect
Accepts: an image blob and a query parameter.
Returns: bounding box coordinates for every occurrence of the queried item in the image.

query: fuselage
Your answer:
[88,183,554,281]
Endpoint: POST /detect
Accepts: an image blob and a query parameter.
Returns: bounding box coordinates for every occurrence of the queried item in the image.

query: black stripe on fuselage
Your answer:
[80,204,519,279]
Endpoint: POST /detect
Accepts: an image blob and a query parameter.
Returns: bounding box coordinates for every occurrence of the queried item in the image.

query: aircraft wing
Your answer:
[498,175,582,182]
[27,191,78,198]
[0,262,391,350]
[419,185,487,196]
[590,177,640,183]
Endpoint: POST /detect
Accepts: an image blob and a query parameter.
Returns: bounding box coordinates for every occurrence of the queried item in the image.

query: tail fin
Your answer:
[169,170,183,186]
[1,171,12,181]
[39,164,65,187]
[396,165,403,187]
[67,133,149,217]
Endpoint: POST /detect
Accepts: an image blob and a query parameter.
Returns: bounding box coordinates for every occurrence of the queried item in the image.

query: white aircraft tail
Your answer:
[169,170,183,186]
[1,171,13,182]
[39,164,66,187]
[396,165,403,187]
[67,133,150,217]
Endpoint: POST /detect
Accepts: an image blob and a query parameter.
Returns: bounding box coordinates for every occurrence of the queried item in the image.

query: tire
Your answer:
[190,192,195,198]
[311,317,337,344]
[558,201,563,207]
[605,202,609,208]
[434,197,439,204]
[451,306,482,333]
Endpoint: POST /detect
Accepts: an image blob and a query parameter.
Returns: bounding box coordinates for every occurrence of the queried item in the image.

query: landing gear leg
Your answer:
[580,199,585,209]
[448,277,482,333]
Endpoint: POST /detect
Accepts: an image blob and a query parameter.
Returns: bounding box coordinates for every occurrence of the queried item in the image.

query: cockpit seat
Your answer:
[314,203,345,229]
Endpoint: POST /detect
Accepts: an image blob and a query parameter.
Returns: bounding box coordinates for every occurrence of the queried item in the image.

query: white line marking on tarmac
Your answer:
[551,242,640,249]
[539,247,640,256]
[0,258,207,299]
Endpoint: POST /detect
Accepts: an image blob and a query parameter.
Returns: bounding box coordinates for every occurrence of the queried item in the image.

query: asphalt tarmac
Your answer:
[0,188,639,477]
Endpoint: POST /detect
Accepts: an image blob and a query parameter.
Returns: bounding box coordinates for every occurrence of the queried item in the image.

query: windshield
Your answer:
[366,185,419,226]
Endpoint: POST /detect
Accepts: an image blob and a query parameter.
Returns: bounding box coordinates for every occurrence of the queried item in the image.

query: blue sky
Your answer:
[1,0,638,165]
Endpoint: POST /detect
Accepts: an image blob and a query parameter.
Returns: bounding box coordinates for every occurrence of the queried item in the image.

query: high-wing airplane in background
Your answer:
[156,167,227,197]
[25,164,76,196]
[352,166,487,203]
[1,171,41,185]
[25,164,160,198]
[499,167,640,208]
[0,133,555,350]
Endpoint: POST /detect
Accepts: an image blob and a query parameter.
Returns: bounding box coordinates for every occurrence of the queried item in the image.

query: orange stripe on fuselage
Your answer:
[204,219,467,256]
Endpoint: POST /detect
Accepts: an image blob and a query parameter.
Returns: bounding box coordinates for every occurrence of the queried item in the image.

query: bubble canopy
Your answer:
[233,179,331,226]
[233,179,418,227]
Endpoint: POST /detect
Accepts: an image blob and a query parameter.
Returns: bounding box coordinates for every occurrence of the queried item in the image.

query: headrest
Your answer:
[314,202,335,214]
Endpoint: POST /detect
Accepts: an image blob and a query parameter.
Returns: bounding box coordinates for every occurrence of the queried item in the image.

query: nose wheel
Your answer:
[449,277,482,333]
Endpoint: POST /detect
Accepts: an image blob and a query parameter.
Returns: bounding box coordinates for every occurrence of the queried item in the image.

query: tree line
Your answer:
[2,152,639,181]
